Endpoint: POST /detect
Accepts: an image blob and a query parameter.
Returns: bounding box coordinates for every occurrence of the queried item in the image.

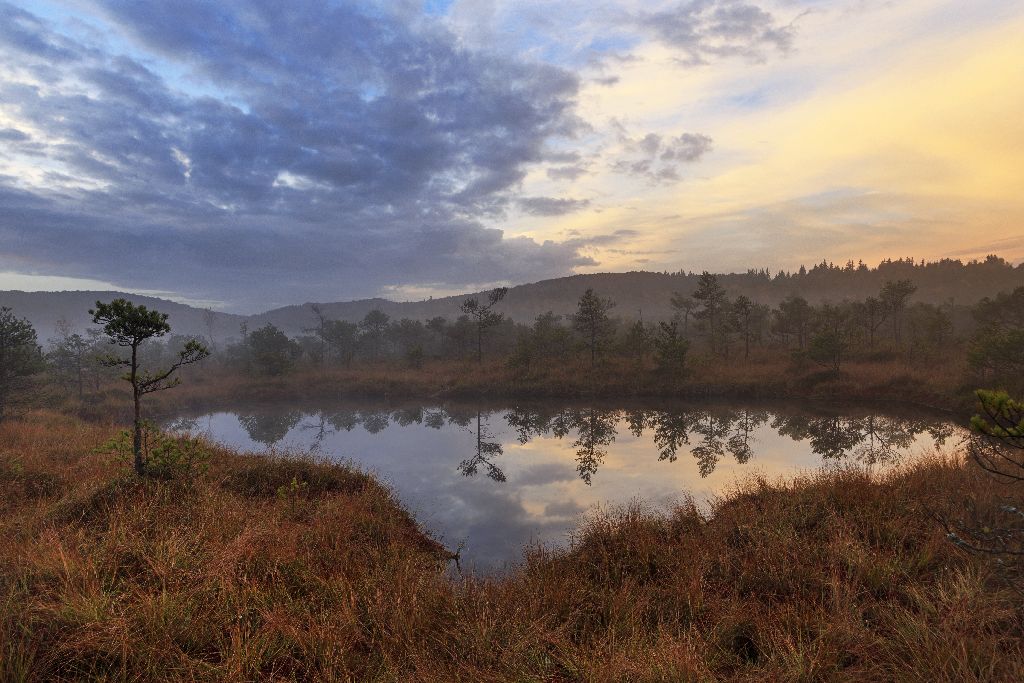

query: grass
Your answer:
[1,410,1022,680]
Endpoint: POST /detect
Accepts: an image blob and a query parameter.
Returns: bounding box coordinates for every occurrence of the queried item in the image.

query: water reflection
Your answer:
[772,414,955,464]
[457,411,506,482]
[229,402,955,484]
[238,411,301,446]
[174,400,961,570]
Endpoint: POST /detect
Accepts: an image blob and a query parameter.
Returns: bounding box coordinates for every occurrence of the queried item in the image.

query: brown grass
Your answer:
[2,411,1021,681]
[106,349,972,422]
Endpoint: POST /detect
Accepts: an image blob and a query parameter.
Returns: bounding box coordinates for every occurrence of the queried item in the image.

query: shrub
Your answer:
[97,421,210,480]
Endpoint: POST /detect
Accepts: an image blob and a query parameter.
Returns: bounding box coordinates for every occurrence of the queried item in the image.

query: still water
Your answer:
[168,400,963,570]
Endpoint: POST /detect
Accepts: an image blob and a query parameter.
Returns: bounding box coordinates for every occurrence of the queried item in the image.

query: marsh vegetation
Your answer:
[2,260,1024,679]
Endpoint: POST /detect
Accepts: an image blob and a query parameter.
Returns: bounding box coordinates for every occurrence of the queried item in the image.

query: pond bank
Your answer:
[127,356,973,422]
[162,398,965,569]
[1,410,1020,680]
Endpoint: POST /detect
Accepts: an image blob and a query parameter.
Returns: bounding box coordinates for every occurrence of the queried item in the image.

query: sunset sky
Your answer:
[1,0,1022,311]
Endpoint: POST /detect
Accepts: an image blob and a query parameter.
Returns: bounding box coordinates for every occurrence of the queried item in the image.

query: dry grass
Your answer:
[117,349,972,422]
[2,411,1021,681]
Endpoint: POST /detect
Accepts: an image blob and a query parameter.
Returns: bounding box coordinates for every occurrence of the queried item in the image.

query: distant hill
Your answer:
[0,290,245,343]
[250,257,1024,333]
[4,257,1023,342]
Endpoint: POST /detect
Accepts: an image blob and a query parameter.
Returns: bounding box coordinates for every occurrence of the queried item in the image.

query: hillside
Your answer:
[0,290,245,342]
[4,257,1023,340]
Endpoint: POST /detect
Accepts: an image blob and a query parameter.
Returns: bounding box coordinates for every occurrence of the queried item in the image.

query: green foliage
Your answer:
[572,288,616,366]
[0,307,44,418]
[776,295,812,349]
[906,302,953,360]
[946,390,1024,570]
[248,323,302,375]
[91,299,210,476]
[692,271,730,354]
[971,390,1024,447]
[358,309,391,359]
[91,299,210,392]
[98,421,210,480]
[460,287,508,363]
[90,299,171,346]
[322,319,359,365]
[623,319,653,367]
[969,287,1024,389]
[45,323,95,397]
[669,291,697,333]
[510,311,575,373]
[879,279,917,345]
[653,321,689,379]
[306,305,361,366]
[731,295,769,359]
[276,475,309,515]
[807,329,847,372]
[973,286,1024,329]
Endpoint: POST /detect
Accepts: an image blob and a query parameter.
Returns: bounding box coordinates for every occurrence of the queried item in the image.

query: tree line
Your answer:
[3,272,1022,398]
[181,272,1009,384]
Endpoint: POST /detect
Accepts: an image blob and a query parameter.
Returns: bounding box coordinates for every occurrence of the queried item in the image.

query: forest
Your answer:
[11,257,1021,420]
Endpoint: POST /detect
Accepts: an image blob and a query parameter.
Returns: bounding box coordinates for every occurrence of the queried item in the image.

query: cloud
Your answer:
[0,128,28,142]
[636,0,797,65]
[543,499,587,517]
[547,164,590,181]
[516,461,579,487]
[517,196,591,216]
[0,1,592,310]
[611,129,713,182]
[638,189,1024,276]
[661,133,715,161]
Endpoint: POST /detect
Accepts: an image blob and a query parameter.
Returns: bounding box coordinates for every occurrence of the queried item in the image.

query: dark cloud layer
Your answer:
[0,1,591,309]
[0,0,767,310]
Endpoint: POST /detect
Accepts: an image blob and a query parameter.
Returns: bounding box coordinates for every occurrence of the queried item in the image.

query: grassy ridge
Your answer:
[2,411,1021,680]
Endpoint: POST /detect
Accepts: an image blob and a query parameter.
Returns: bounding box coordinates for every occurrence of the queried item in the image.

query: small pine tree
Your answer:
[572,289,616,367]
[91,299,209,476]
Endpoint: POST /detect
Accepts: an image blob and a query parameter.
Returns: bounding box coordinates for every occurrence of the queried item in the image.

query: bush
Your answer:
[97,421,210,480]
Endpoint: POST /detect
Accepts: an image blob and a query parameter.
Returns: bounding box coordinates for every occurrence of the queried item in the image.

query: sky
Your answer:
[1,0,1022,312]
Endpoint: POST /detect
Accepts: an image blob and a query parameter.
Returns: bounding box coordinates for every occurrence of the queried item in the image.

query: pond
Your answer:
[167,400,964,571]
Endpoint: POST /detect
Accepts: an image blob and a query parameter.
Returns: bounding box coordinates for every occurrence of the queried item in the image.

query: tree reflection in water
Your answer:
[772,414,956,466]
[571,408,617,485]
[502,404,951,482]
[227,402,957,485]
[457,411,506,482]
[237,411,302,446]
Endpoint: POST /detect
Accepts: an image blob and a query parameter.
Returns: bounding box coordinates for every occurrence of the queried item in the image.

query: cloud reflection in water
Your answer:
[176,400,960,570]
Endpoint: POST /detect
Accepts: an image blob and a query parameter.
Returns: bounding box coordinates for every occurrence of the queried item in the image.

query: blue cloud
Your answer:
[0,1,593,309]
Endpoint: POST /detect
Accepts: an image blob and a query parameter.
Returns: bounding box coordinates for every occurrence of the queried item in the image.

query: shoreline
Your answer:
[2,409,1020,679]
[119,357,976,423]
